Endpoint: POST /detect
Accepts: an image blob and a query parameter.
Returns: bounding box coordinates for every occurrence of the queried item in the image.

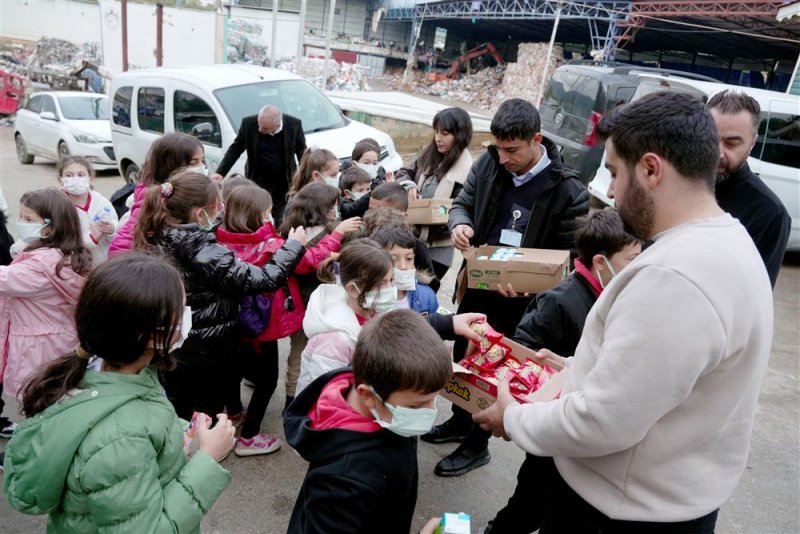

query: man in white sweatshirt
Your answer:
[474,91,773,532]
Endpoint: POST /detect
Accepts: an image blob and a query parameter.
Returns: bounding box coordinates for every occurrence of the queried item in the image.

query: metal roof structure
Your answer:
[384,1,800,65]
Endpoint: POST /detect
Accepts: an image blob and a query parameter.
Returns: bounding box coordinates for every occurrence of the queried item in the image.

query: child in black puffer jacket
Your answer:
[135,170,307,419]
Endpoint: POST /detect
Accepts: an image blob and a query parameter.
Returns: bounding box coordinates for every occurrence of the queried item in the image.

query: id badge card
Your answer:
[500,229,523,247]
[500,209,523,247]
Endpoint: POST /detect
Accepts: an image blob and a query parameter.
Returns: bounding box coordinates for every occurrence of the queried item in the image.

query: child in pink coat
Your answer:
[216,185,360,456]
[0,189,91,399]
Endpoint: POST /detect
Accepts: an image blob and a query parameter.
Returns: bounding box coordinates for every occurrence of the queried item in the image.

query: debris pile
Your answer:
[372,42,565,112]
[227,19,269,64]
[0,37,102,76]
[280,57,371,92]
[494,42,565,106]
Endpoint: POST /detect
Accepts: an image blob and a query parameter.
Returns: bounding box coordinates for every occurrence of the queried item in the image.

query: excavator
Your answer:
[446,42,505,79]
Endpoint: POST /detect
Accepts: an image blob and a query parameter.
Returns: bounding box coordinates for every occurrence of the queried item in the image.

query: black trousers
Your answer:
[450,288,533,450]
[165,361,228,422]
[238,341,280,439]
[489,454,549,533]
[537,457,719,534]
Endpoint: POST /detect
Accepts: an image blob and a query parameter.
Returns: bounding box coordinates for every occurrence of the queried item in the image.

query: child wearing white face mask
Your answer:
[339,165,373,219]
[295,239,395,395]
[1,189,92,400]
[57,156,118,267]
[285,309,452,534]
[370,226,440,316]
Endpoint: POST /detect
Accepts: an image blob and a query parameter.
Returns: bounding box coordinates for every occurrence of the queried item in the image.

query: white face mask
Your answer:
[169,306,193,352]
[368,386,438,438]
[61,175,91,195]
[265,214,275,226]
[393,268,416,291]
[187,164,208,176]
[357,162,379,179]
[595,255,619,290]
[355,284,397,314]
[16,218,51,243]
[324,173,341,189]
[348,189,368,201]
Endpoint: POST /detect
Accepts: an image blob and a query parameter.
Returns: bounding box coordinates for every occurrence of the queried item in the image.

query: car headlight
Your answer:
[71,131,105,144]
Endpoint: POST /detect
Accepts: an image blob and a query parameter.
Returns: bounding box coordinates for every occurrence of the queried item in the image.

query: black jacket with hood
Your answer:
[156,224,304,363]
[448,137,589,254]
[514,271,598,356]
[284,368,419,534]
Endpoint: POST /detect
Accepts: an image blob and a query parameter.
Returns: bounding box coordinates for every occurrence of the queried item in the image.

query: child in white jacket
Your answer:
[56,156,118,267]
[296,239,394,394]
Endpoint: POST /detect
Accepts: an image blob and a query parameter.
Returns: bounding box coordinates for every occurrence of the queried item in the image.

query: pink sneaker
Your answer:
[235,433,282,457]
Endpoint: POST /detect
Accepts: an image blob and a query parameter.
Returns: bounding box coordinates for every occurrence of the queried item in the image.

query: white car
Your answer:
[588,75,800,250]
[109,65,403,183]
[14,91,116,170]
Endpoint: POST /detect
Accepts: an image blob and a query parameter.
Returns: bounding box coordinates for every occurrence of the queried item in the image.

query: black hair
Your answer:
[416,107,473,180]
[597,91,719,190]
[340,165,372,192]
[370,225,416,251]
[575,209,642,267]
[490,98,541,141]
[707,90,761,130]
[371,182,409,212]
[21,253,184,415]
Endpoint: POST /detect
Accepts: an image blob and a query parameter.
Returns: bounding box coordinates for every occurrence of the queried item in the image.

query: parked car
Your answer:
[14,91,115,169]
[587,75,800,250]
[109,65,403,183]
[539,61,719,184]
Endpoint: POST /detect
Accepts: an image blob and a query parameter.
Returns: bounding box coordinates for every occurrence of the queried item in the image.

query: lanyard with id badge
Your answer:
[500,209,524,247]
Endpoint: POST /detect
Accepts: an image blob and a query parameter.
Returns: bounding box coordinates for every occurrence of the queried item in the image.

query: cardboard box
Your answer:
[465,245,570,294]
[407,198,452,225]
[441,336,566,414]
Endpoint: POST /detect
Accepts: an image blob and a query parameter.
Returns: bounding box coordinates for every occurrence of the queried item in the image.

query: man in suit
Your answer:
[212,105,306,222]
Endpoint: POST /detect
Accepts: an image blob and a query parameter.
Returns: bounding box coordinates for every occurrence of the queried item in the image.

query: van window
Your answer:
[137,87,165,133]
[214,79,347,135]
[573,78,601,117]
[174,90,221,147]
[757,112,800,169]
[26,95,43,114]
[543,70,581,108]
[113,86,133,128]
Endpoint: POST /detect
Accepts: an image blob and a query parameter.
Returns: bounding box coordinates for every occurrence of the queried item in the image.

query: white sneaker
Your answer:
[0,419,16,439]
[234,433,282,457]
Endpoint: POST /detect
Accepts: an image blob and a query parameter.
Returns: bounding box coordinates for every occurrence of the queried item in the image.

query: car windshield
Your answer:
[58,95,109,120]
[214,79,347,134]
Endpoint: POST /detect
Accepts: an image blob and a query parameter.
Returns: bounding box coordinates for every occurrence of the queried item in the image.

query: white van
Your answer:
[109,65,403,183]
[587,75,800,250]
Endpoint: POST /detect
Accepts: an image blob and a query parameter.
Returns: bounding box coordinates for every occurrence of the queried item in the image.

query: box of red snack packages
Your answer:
[440,321,566,414]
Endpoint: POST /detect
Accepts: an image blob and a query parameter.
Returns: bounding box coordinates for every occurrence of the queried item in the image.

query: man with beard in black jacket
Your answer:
[422,98,590,477]
[708,90,791,288]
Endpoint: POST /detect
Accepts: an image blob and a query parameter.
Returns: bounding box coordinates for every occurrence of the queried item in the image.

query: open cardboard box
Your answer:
[407,198,453,225]
[465,245,570,294]
[441,336,566,414]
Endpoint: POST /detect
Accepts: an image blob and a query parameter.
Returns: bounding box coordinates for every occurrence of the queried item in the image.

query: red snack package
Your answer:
[469,344,508,372]
[513,361,557,392]
[470,320,504,352]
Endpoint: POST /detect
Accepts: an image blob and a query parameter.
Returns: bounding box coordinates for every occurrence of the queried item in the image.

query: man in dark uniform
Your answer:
[212,105,306,224]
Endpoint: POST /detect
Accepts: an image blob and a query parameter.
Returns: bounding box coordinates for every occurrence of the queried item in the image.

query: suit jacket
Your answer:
[216,113,306,197]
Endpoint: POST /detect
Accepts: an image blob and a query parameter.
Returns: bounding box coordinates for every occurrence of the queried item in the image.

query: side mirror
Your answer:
[40,111,58,121]
[191,122,214,140]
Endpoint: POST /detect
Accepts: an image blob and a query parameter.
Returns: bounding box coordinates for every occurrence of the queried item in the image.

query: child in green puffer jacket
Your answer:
[3,253,235,533]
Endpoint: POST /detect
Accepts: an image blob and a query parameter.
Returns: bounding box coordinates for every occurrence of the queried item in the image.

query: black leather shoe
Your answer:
[434,444,491,477]
[483,520,493,534]
[421,419,470,444]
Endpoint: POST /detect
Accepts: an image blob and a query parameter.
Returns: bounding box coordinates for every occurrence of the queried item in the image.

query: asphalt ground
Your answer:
[0,125,798,533]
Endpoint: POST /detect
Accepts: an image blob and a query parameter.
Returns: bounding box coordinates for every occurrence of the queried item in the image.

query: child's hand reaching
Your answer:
[197,413,235,462]
[335,217,361,235]
[287,226,308,246]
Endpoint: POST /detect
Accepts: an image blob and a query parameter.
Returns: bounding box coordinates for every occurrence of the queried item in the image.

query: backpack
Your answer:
[109,182,136,218]
[239,293,272,336]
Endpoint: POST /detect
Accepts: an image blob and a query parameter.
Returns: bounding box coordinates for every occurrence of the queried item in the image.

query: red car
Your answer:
[0,70,25,116]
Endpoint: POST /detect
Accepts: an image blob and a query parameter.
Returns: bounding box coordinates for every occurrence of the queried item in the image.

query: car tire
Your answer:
[124,163,140,184]
[15,134,34,164]
[58,141,70,162]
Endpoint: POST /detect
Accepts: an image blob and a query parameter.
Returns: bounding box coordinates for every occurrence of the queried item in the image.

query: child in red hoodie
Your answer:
[216,185,360,457]
[284,310,452,533]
